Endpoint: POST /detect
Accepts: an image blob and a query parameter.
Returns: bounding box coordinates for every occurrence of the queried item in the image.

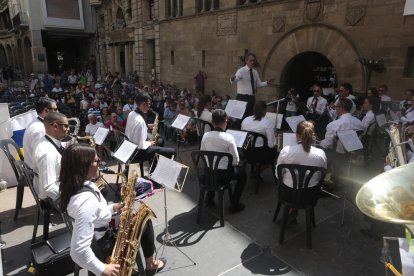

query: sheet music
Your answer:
[142,141,151,150]
[399,237,414,275]
[226,129,248,148]
[171,114,191,130]
[113,140,138,163]
[225,99,247,119]
[93,127,110,145]
[337,130,363,152]
[149,155,183,189]
[285,115,305,132]
[282,133,297,148]
[376,114,387,127]
[265,112,284,129]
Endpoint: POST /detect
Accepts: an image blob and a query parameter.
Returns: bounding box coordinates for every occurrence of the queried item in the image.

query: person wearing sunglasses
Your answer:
[33,112,69,204]
[23,97,58,170]
[306,85,327,119]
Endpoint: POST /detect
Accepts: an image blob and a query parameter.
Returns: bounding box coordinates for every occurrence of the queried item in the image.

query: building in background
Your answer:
[0,0,96,77]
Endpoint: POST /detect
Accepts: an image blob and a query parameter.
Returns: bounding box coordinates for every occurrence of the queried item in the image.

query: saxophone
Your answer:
[150,109,159,143]
[384,123,407,168]
[110,170,156,276]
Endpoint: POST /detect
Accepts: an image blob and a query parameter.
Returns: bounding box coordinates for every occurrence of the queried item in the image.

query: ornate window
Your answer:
[166,0,183,18]
[196,0,219,13]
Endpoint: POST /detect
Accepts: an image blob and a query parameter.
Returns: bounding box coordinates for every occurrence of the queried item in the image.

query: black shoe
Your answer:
[229,203,245,214]
[145,257,167,276]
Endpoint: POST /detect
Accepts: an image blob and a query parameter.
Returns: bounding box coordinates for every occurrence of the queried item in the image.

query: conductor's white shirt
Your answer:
[23,117,44,169]
[201,130,239,169]
[230,65,268,95]
[125,110,147,149]
[306,96,328,115]
[32,135,61,200]
[68,181,115,276]
[320,113,365,150]
[241,115,276,147]
[276,144,327,188]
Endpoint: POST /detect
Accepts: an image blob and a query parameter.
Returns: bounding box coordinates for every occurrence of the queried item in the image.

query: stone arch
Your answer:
[263,23,365,96]
[0,44,7,66]
[23,37,33,74]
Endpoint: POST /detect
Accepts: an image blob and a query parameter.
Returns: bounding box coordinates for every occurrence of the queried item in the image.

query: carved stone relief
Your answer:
[273,15,286,33]
[345,5,366,26]
[217,13,237,36]
[304,0,324,23]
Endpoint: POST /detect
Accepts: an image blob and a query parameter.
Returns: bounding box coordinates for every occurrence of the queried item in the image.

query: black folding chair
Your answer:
[194,118,213,145]
[273,164,326,248]
[191,150,234,227]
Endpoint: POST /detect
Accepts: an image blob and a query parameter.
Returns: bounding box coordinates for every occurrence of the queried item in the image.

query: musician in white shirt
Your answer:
[277,120,327,188]
[306,85,328,117]
[399,89,413,113]
[230,52,274,118]
[379,84,392,102]
[60,144,165,276]
[320,98,365,150]
[241,101,276,148]
[398,95,414,125]
[361,96,380,129]
[200,109,246,213]
[195,94,213,133]
[32,112,69,201]
[23,98,57,169]
[329,83,357,118]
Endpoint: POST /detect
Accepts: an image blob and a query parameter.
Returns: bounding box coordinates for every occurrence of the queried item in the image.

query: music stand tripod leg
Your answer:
[155,188,197,265]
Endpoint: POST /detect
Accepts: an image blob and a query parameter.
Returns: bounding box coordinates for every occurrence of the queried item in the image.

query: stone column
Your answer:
[170,0,174,17]
[124,43,130,76]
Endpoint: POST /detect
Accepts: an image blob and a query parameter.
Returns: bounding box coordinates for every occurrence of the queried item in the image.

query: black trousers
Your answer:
[236,94,255,119]
[89,220,155,275]
[134,145,176,172]
[206,166,246,206]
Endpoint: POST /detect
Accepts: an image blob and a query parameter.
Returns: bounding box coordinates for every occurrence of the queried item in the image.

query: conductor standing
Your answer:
[230,52,274,119]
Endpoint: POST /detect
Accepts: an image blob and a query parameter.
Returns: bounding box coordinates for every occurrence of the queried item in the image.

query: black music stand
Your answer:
[170,114,192,161]
[112,140,141,179]
[148,154,196,271]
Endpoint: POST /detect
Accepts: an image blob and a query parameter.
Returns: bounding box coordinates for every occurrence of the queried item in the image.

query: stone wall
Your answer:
[158,0,414,101]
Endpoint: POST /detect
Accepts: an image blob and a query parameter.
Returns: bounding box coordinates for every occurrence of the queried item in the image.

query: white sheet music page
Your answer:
[149,155,183,190]
[93,127,110,145]
[113,140,138,163]
[226,129,248,148]
[142,141,151,150]
[171,114,191,130]
[399,237,414,275]
[285,115,305,132]
[282,133,297,148]
[225,99,247,119]
[376,114,387,127]
[337,130,363,152]
[265,112,284,129]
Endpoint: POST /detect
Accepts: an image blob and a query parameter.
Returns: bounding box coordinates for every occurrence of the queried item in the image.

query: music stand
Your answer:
[113,140,140,179]
[148,154,196,268]
[171,114,191,161]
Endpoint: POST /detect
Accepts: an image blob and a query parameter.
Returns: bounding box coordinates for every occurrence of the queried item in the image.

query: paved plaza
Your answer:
[0,143,404,276]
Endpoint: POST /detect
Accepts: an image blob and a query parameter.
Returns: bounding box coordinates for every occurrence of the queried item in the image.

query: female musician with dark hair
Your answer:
[60,144,165,276]
[276,121,327,222]
[195,94,212,122]
[361,95,381,129]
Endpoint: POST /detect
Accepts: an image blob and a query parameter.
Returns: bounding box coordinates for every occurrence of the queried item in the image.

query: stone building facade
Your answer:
[0,0,96,77]
[93,0,413,101]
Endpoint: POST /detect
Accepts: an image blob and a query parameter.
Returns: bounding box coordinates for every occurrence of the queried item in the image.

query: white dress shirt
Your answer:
[329,95,357,119]
[306,96,328,115]
[200,130,239,169]
[361,110,375,129]
[320,113,365,150]
[381,95,392,102]
[276,144,327,188]
[125,111,147,149]
[230,65,268,95]
[68,181,115,276]
[123,103,137,112]
[196,109,212,133]
[85,122,105,136]
[400,107,414,125]
[23,117,45,169]
[32,135,62,200]
[241,115,276,147]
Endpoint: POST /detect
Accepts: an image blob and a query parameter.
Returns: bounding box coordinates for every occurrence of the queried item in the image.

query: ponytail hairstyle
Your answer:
[196,95,212,118]
[296,120,315,153]
[253,100,266,121]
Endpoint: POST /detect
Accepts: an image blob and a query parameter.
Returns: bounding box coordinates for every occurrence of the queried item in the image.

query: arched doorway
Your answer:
[281,51,335,99]
[0,45,7,66]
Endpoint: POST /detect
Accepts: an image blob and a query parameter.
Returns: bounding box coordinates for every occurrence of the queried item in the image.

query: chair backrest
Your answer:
[276,164,326,205]
[194,118,213,139]
[14,159,44,211]
[0,139,24,181]
[245,131,268,149]
[191,150,233,189]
